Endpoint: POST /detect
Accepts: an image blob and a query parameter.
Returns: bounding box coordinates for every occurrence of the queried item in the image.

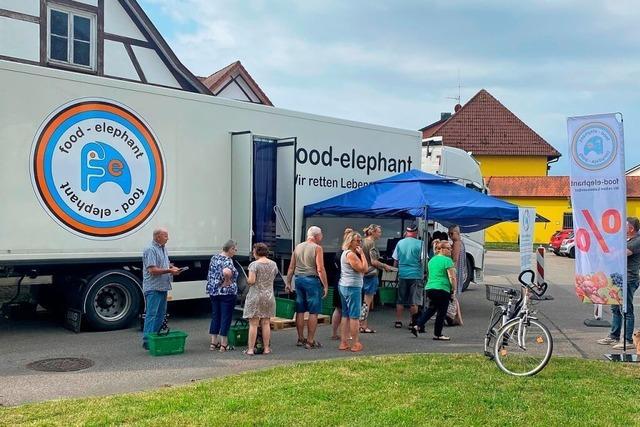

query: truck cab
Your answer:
[422,139,486,290]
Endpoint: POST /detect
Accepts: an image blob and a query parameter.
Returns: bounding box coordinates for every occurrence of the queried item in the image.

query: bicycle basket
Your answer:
[485,284,520,305]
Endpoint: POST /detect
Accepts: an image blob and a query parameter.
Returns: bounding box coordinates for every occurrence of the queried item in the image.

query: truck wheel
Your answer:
[462,255,474,292]
[83,271,142,331]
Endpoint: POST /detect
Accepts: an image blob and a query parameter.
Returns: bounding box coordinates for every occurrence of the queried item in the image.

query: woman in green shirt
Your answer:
[410,241,457,340]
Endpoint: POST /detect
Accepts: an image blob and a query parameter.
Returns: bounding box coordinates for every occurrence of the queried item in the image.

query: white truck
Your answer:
[0,60,421,330]
[421,139,486,290]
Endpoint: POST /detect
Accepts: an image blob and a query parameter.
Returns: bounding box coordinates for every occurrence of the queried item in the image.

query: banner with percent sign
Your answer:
[568,113,626,307]
[519,207,536,272]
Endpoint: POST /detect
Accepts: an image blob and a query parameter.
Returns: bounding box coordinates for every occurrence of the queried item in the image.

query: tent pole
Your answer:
[422,206,428,277]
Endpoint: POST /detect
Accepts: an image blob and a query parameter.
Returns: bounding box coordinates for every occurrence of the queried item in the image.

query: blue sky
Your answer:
[140,0,639,175]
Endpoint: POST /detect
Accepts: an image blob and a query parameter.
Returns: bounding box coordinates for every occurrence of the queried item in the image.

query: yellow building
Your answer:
[485,176,640,244]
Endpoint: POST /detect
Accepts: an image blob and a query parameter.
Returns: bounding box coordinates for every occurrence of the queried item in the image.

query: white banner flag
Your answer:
[519,207,536,272]
[568,114,626,308]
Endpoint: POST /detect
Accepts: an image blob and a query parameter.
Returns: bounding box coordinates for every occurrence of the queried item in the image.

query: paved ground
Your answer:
[0,251,633,406]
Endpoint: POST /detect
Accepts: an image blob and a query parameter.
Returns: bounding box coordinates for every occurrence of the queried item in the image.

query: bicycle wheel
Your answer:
[484,309,504,359]
[493,318,553,376]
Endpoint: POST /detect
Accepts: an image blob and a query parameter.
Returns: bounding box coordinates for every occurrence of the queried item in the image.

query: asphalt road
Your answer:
[0,250,633,406]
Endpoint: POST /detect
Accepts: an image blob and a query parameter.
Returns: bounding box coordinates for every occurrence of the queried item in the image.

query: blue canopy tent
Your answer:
[303,169,522,232]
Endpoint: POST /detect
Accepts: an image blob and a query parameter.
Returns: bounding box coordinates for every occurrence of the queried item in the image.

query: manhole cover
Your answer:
[26,357,94,372]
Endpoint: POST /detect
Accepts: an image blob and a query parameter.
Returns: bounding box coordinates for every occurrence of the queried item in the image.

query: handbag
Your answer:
[446,299,457,320]
[446,297,463,326]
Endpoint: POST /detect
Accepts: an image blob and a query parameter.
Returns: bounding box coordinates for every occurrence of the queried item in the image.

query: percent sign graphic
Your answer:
[575,209,622,253]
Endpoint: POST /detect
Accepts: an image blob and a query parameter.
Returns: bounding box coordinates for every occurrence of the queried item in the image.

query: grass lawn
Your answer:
[485,242,548,252]
[1,354,639,426]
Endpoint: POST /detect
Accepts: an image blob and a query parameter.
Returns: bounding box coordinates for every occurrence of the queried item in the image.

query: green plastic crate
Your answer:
[321,288,334,315]
[275,297,296,319]
[378,287,397,304]
[228,321,249,347]
[148,330,188,356]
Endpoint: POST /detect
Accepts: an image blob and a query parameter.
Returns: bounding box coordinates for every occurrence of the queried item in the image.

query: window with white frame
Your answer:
[47,5,96,70]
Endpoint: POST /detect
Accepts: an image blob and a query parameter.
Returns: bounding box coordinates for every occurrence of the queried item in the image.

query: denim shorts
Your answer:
[339,285,362,319]
[295,276,322,314]
[362,275,379,296]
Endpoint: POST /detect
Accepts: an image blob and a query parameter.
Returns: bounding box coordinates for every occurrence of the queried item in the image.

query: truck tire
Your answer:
[462,255,474,292]
[83,270,142,331]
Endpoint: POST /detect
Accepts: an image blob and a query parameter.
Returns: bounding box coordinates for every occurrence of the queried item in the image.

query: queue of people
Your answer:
[140,223,465,354]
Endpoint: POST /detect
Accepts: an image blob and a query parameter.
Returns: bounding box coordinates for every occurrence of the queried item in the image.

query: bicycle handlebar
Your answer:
[518,269,548,297]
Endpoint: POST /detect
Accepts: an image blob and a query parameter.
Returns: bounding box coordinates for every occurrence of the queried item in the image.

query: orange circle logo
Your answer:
[30,99,165,239]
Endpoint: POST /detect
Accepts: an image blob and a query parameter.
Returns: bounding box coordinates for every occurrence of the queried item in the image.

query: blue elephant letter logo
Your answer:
[81,141,132,193]
[583,136,603,156]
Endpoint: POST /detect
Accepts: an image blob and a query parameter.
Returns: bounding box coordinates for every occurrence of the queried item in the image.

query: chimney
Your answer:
[440,112,452,121]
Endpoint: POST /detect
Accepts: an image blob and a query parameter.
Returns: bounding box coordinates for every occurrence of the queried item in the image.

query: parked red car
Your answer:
[549,229,572,255]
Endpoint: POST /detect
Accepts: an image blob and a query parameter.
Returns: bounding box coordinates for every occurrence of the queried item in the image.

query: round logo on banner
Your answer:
[30,98,165,239]
[571,122,617,171]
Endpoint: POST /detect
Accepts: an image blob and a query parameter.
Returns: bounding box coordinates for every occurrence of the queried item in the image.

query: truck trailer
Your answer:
[0,60,421,331]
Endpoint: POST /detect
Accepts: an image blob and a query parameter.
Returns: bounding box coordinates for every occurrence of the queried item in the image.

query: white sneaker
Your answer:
[612,341,634,350]
[596,337,619,345]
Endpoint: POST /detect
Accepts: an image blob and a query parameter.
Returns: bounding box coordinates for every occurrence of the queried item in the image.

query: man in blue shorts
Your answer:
[286,226,329,349]
[393,224,424,328]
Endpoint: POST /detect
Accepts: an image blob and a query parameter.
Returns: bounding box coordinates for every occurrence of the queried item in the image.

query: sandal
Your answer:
[219,344,229,352]
[263,348,272,355]
[242,349,255,356]
[350,342,364,352]
[360,327,376,334]
[304,340,322,349]
[433,336,451,341]
[394,321,403,329]
[338,342,350,351]
[210,343,220,351]
[296,338,307,347]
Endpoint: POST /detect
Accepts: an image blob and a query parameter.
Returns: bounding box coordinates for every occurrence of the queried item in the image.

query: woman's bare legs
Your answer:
[260,317,271,354]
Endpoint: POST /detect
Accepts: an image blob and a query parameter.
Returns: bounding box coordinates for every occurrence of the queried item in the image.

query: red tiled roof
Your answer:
[420,89,561,159]
[200,61,273,106]
[486,176,640,197]
[419,117,447,137]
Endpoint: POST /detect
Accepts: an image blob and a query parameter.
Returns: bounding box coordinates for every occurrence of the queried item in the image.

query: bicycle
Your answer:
[483,269,553,376]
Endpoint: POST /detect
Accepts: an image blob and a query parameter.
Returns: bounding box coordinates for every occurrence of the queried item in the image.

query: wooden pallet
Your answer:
[270,314,330,330]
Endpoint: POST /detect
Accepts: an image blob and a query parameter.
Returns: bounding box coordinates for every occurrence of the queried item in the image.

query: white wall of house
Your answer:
[104,0,146,41]
[104,39,140,80]
[74,0,98,6]
[0,0,39,16]
[0,16,39,61]
[132,45,180,87]
[235,75,260,102]
[0,0,192,90]
[217,80,251,102]
[214,74,264,103]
